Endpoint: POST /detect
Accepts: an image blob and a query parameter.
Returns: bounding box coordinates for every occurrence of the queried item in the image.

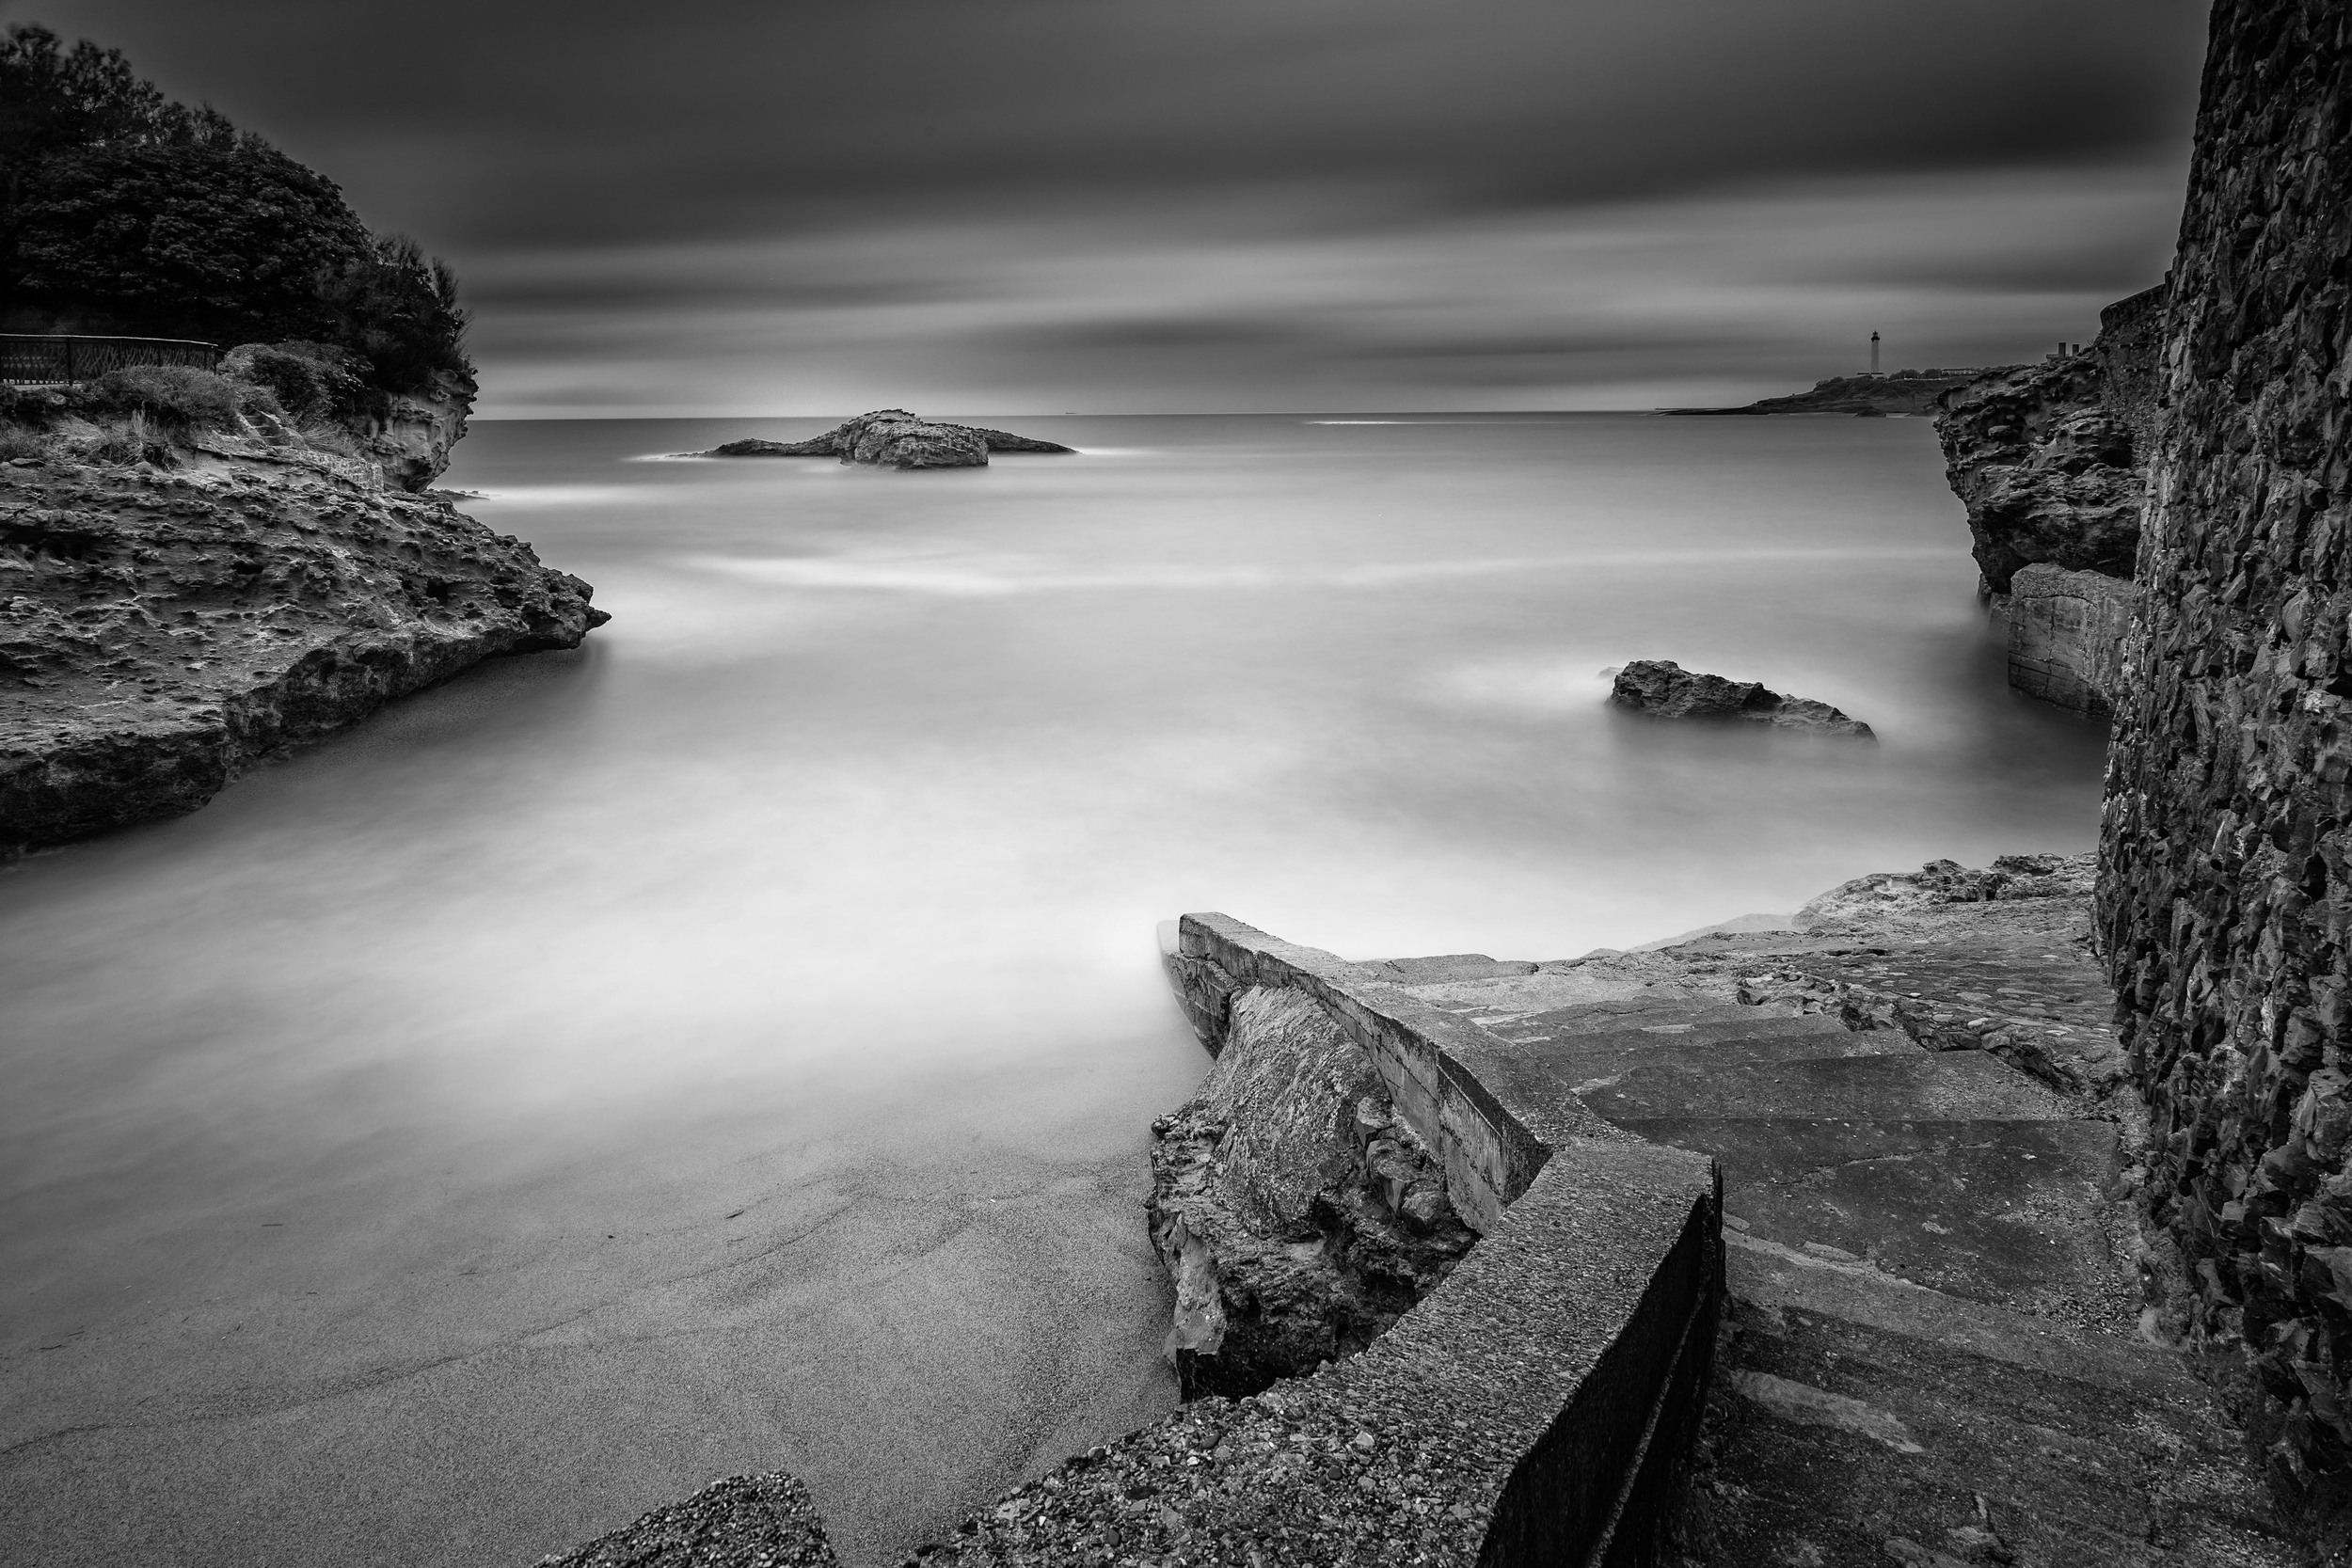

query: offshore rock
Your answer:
[535,1471,838,1567]
[696,409,1073,467]
[0,451,606,855]
[2097,2,2352,1534]
[1146,986,1474,1400]
[1609,658,1873,737]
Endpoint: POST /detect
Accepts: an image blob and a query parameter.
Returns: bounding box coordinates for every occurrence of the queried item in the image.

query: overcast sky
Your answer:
[13,0,2214,416]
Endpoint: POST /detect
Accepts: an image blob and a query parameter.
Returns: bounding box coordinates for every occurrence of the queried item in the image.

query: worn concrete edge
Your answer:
[1064,910,1725,1567]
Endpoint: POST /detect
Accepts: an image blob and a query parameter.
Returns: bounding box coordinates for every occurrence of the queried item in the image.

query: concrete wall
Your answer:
[1138,913,1722,1564]
[2097,0,2352,1528]
[2005,562,2138,718]
[1171,912,1627,1232]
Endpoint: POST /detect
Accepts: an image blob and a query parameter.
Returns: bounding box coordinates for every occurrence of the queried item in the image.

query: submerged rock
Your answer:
[1609,658,1873,737]
[1146,986,1474,1401]
[694,409,1073,467]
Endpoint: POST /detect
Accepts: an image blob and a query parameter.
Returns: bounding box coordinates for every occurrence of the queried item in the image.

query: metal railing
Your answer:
[0,334,223,385]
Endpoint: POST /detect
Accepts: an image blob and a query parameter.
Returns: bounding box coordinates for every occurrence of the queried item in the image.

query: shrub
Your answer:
[80,364,244,431]
[82,410,172,467]
[221,341,375,425]
[0,424,50,460]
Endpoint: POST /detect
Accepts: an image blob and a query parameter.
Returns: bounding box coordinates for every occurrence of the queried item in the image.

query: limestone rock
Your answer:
[1609,658,1873,737]
[693,410,1073,467]
[0,452,606,854]
[1795,853,2098,930]
[358,368,475,492]
[1932,288,2162,597]
[1146,987,1473,1400]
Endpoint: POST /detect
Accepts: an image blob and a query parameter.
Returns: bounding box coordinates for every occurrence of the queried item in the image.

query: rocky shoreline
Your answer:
[0,375,606,857]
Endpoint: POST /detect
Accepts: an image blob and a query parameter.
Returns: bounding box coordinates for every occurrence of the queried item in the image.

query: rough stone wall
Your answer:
[2096,0,2352,1535]
[2007,563,2138,717]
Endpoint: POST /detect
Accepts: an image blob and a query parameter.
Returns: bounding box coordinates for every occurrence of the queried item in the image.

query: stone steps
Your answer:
[1398,963,2304,1565]
[1692,1238,2294,1566]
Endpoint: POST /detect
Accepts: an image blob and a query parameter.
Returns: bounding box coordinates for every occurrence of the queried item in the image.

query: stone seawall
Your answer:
[2096,0,2352,1536]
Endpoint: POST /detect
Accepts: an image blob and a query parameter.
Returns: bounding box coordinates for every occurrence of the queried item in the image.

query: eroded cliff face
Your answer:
[0,448,605,853]
[1933,286,2163,715]
[2096,1,2352,1537]
[359,367,474,492]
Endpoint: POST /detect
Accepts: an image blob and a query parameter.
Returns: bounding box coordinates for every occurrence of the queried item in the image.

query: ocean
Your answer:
[0,413,2106,1567]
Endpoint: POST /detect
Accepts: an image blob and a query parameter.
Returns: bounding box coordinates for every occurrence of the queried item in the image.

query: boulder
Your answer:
[1146,986,1474,1400]
[1608,658,1874,737]
[691,410,1073,467]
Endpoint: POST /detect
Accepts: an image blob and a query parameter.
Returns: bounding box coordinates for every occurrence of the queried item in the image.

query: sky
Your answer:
[11,0,2216,417]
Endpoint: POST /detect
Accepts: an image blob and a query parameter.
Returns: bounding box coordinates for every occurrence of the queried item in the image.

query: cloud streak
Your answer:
[26,0,2211,411]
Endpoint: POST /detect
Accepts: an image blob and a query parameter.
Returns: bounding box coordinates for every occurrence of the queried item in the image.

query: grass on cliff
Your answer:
[0,358,376,470]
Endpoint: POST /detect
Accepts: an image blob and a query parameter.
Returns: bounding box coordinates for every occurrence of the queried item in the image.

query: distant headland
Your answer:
[1660,367,1989,417]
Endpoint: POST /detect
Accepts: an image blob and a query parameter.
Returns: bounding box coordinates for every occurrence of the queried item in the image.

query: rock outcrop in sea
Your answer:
[696,409,1074,468]
[1608,658,1873,737]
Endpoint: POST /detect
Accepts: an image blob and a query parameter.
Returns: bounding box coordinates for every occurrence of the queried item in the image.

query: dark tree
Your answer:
[0,24,469,395]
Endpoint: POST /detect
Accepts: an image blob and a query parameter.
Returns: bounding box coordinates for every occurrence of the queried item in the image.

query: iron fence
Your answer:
[0,334,224,385]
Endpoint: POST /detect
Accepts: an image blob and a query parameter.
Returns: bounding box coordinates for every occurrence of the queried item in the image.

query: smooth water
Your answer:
[0,414,2106,1567]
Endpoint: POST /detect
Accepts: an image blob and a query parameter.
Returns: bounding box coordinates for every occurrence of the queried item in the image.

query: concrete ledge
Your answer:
[1174,911,1629,1232]
[914,1133,1720,1567]
[911,913,1722,1566]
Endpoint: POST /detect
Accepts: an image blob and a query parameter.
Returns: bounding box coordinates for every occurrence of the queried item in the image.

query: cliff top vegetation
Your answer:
[0,23,469,398]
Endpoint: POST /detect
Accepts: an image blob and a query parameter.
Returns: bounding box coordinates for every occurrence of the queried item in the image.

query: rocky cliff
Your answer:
[2096,1,2352,1542]
[0,444,605,854]
[361,366,475,492]
[1932,287,2163,716]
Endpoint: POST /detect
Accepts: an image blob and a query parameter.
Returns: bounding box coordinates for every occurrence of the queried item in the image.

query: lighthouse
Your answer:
[1870,331,1881,376]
